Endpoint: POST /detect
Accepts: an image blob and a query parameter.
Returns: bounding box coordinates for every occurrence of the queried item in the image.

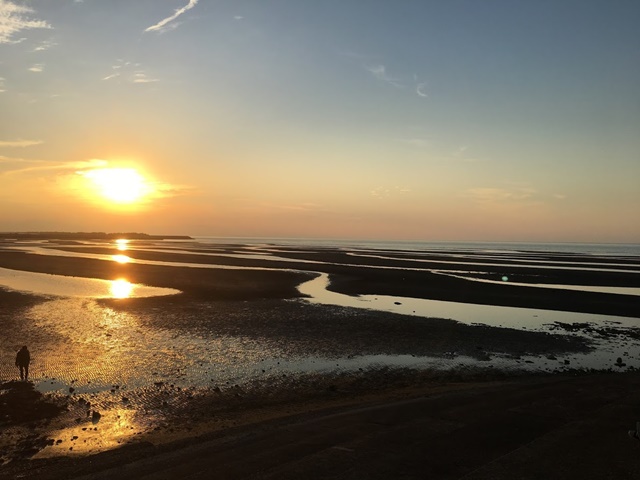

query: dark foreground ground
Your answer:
[3,371,640,480]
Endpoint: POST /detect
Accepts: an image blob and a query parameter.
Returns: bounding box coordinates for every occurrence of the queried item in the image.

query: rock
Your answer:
[91,411,101,423]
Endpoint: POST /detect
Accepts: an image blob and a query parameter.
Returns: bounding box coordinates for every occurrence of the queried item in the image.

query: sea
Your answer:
[193,237,640,257]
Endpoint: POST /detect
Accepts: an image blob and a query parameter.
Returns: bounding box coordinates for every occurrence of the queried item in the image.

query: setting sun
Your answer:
[80,168,152,204]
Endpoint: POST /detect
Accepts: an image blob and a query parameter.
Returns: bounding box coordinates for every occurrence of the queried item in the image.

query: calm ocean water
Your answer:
[193,237,640,257]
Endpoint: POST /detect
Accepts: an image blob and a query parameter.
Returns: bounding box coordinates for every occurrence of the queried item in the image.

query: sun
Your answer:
[80,167,152,204]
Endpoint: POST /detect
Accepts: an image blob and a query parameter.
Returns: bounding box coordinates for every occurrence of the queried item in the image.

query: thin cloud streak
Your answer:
[102,61,158,84]
[33,39,56,52]
[144,0,198,33]
[466,187,540,205]
[133,72,159,83]
[1,158,108,177]
[0,1,51,44]
[365,64,404,88]
[371,186,412,198]
[0,139,43,148]
[416,82,428,97]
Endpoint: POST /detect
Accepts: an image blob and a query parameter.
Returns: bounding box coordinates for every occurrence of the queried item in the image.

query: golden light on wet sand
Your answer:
[110,279,133,298]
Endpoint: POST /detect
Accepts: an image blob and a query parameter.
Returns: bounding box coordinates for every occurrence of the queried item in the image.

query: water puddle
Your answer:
[298,273,639,329]
[0,267,179,298]
[31,409,147,458]
[297,273,640,372]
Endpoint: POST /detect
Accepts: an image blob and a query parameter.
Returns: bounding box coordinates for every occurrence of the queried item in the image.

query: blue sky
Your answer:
[1,0,639,242]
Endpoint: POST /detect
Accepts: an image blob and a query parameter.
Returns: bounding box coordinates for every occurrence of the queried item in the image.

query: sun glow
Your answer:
[80,168,152,204]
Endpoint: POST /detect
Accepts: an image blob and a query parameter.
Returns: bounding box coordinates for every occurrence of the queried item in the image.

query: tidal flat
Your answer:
[0,238,639,472]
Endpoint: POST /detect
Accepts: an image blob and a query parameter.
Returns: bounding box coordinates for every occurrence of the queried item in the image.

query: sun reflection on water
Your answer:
[115,239,129,251]
[32,409,146,458]
[111,254,131,264]
[110,279,133,298]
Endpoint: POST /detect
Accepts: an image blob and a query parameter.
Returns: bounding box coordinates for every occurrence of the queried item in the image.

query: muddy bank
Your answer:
[109,298,592,360]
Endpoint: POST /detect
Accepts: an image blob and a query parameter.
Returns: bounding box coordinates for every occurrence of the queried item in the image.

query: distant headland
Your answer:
[0,232,192,240]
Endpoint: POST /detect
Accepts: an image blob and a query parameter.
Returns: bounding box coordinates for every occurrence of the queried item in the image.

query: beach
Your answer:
[0,238,639,478]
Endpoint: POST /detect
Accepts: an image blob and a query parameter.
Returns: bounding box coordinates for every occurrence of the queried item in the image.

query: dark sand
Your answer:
[0,242,639,478]
[4,372,640,479]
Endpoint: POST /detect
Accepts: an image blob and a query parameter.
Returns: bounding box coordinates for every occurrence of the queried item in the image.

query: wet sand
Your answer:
[0,241,639,478]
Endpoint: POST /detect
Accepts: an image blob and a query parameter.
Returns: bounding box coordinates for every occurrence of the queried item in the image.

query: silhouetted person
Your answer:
[15,346,30,381]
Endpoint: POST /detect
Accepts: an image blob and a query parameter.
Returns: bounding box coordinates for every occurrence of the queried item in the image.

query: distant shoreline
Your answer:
[0,232,192,241]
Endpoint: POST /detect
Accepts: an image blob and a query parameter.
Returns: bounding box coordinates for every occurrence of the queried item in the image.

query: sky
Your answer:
[1,0,639,243]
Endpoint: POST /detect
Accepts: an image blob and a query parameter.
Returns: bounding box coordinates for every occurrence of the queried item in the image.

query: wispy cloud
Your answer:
[0,77,5,93]
[271,202,325,212]
[0,1,51,44]
[32,39,56,52]
[102,60,159,84]
[28,63,44,73]
[371,186,412,199]
[452,145,468,157]
[0,158,66,179]
[365,64,404,88]
[0,139,43,148]
[396,137,430,148]
[144,0,198,33]
[1,158,107,177]
[416,82,428,98]
[466,187,539,205]
[364,65,431,99]
[133,71,159,83]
